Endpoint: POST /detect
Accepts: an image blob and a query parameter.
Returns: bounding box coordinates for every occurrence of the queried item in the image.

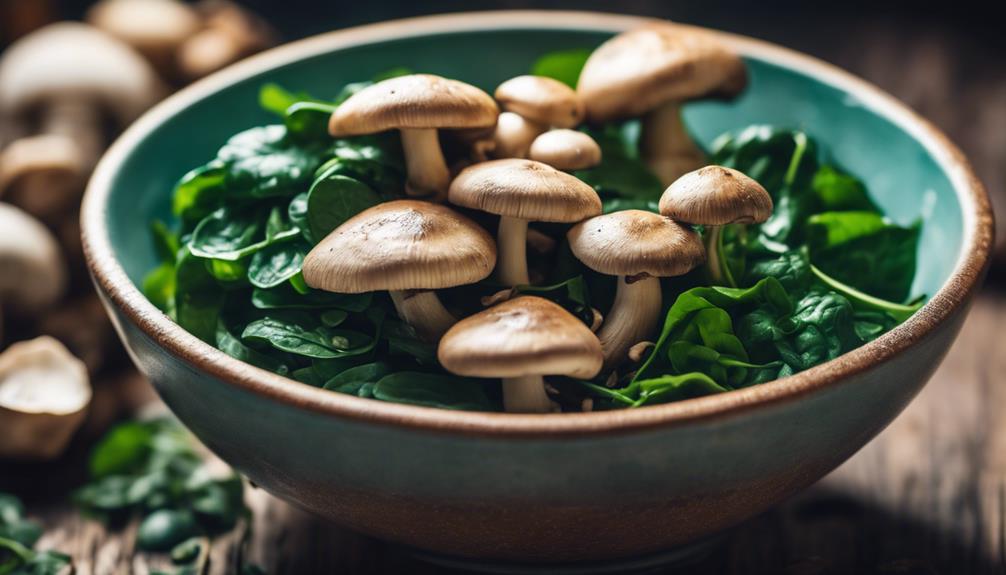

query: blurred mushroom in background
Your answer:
[177,0,276,80]
[0,22,163,221]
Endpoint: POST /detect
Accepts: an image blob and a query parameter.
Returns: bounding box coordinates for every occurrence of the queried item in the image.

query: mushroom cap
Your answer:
[568,210,705,277]
[0,203,67,312]
[0,22,163,123]
[302,200,497,294]
[659,165,773,225]
[577,23,747,122]
[328,74,499,137]
[87,0,201,53]
[494,75,585,128]
[0,336,91,460]
[438,296,603,379]
[491,111,543,159]
[0,134,84,210]
[448,159,601,222]
[528,129,602,171]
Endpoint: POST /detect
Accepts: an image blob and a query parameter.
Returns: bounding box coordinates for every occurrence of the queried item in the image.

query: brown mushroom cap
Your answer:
[494,75,585,129]
[528,129,602,171]
[448,159,601,222]
[577,23,747,122]
[568,210,705,277]
[438,296,603,379]
[659,165,773,225]
[302,200,496,294]
[328,74,498,136]
[87,0,201,55]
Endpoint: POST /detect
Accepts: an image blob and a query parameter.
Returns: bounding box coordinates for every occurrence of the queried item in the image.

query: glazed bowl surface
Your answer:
[82,10,993,566]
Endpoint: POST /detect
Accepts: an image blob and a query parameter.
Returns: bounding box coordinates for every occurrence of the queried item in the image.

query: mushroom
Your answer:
[87,0,201,77]
[0,23,162,217]
[0,203,68,342]
[329,74,498,202]
[577,23,747,185]
[438,296,602,413]
[448,159,601,286]
[492,75,585,159]
[0,336,91,460]
[567,209,705,369]
[177,0,275,80]
[660,165,772,287]
[302,200,496,342]
[0,134,83,219]
[528,129,602,171]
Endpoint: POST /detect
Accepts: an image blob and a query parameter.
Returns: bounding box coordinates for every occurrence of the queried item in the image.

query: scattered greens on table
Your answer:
[143,51,925,413]
[0,493,70,575]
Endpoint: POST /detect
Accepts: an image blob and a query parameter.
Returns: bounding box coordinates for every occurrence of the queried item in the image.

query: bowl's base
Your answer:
[407,535,724,575]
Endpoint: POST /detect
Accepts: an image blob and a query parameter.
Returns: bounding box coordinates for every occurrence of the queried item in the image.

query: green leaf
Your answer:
[601,198,659,214]
[241,316,374,359]
[250,284,372,311]
[322,362,393,397]
[215,322,290,375]
[285,101,337,140]
[248,240,308,289]
[218,125,327,199]
[812,165,879,212]
[89,422,155,479]
[372,372,493,411]
[258,83,305,116]
[137,509,201,552]
[172,162,228,224]
[306,174,380,241]
[529,48,592,88]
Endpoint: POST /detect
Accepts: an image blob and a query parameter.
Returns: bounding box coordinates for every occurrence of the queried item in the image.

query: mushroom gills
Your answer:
[641,102,706,186]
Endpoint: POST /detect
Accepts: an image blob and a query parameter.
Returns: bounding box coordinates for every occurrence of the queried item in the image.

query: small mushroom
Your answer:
[528,129,602,171]
[0,134,83,219]
[438,296,602,413]
[0,23,162,217]
[0,336,91,460]
[0,203,68,342]
[449,159,600,285]
[302,200,496,342]
[87,0,202,77]
[660,165,772,286]
[492,75,586,159]
[567,210,705,369]
[177,0,275,80]
[577,23,747,184]
[329,74,498,202]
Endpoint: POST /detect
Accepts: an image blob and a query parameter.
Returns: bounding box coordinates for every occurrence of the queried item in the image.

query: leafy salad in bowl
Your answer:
[144,22,925,414]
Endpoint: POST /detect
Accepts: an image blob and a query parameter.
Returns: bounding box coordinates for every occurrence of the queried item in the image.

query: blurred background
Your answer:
[0,1,1003,573]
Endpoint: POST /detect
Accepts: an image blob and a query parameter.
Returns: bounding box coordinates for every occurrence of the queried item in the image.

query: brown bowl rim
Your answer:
[81,10,994,438]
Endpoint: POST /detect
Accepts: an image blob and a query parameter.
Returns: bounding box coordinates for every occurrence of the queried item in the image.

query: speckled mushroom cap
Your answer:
[577,23,747,122]
[528,129,602,171]
[568,210,705,277]
[448,159,601,222]
[659,165,773,225]
[438,296,603,379]
[302,200,497,293]
[494,75,585,128]
[328,74,498,136]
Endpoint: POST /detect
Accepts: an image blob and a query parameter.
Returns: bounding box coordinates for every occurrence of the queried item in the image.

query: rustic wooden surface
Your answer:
[3,7,1006,575]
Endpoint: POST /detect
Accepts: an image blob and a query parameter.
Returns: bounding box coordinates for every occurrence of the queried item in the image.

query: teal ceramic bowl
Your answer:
[82,11,993,570]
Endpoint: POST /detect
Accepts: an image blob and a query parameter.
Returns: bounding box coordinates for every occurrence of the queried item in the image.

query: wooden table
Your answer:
[4,5,1005,574]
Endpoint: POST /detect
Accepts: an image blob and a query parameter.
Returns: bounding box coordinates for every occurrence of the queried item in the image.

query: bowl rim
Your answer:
[82,10,994,438]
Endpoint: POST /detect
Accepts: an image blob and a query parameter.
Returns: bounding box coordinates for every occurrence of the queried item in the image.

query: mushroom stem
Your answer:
[597,275,663,369]
[389,290,455,342]
[43,98,105,172]
[641,101,706,186]
[496,215,530,286]
[704,225,741,288]
[501,375,553,413]
[400,128,450,202]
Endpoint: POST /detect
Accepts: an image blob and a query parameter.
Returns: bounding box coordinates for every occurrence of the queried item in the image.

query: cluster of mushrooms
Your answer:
[302,23,773,413]
[0,0,272,460]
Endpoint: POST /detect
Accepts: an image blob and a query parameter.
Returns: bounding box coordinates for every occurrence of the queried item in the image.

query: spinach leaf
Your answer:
[248,240,308,289]
[250,283,372,311]
[384,320,439,365]
[372,372,493,411]
[306,173,380,241]
[218,125,327,199]
[189,205,299,261]
[173,248,223,343]
[530,48,592,88]
[812,165,879,212]
[0,493,42,550]
[601,198,659,214]
[284,101,337,140]
[666,307,781,387]
[242,316,374,359]
[172,162,228,225]
[322,362,393,397]
[580,372,728,407]
[216,321,290,375]
[807,211,921,302]
[137,509,201,552]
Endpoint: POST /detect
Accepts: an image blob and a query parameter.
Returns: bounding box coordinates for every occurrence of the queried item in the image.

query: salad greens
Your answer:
[144,54,926,413]
[1,493,70,575]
